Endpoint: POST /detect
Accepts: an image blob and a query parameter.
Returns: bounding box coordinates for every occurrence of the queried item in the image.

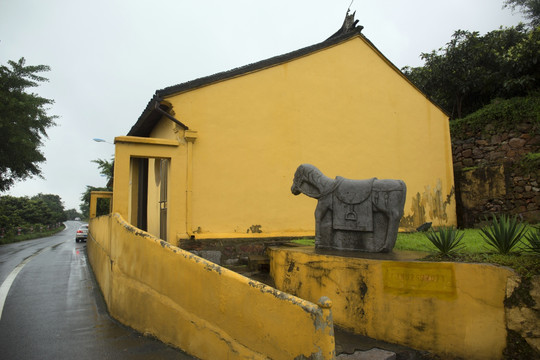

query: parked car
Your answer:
[76,224,88,242]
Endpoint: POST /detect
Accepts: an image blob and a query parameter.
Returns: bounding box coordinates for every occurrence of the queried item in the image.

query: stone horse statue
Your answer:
[291,164,406,252]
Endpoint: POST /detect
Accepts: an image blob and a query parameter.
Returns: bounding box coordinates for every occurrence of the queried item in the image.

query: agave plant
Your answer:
[480,214,528,254]
[522,226,540,254]
[425,226,465,256]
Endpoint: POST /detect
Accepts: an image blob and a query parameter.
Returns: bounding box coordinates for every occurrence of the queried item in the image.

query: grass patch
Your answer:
[290,228,540,277]
[395,229,489,253]
[423,253,540,278]
[0,225,65,245]
[291,238,316,246]
[450,94,540,140]
[518,151,540,175]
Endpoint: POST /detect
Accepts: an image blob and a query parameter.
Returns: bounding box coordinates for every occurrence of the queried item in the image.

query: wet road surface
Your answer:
[0,221,196,360]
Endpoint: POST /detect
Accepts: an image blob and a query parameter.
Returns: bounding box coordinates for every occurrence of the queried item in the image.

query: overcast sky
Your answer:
[0,0,527,211]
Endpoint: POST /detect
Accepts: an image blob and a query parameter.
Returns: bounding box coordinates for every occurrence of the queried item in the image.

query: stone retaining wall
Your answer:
[506,275,540,355]
[452,122,540,226]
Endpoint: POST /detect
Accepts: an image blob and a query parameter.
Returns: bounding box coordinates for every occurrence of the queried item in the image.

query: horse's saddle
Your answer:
[332,176,376,232]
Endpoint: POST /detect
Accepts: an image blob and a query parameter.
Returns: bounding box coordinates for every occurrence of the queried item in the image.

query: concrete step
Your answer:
[337,348,396,360]
[247,254,270,272]
[334,327,434,360]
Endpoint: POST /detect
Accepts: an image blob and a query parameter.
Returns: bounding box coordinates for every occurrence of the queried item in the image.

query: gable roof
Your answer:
[128,23,446,137]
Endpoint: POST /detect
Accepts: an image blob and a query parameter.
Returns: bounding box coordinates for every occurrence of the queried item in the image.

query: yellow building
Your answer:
[112,20,456,245]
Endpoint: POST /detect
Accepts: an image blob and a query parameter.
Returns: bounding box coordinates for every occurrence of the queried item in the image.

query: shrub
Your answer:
[518,152,540,175]
[522,227,540,254]
[424,226,465,256]
[480,214,528,254]
[450,94,540,140]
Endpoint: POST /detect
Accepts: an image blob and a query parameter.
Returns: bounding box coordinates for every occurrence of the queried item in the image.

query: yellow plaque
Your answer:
[382,262,456,299]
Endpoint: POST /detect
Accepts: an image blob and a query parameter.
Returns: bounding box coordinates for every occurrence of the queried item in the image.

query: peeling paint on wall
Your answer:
[269,246,514,360]
[89,213,336,360]
[400,180,455,228]
[247,225,262,233]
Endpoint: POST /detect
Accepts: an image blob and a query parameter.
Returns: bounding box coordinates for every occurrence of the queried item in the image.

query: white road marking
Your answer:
[0,246,51,321]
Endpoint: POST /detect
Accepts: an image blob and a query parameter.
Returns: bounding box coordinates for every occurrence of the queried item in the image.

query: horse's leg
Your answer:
[314,201,324,247]
[381,208,401,251]
[314,196,331,248]
[375,181,406,252]
[383,182,407,251]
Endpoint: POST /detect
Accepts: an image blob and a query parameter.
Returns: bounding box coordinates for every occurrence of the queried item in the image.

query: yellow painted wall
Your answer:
[88,214,335,360]
[112,135,188,244]
[149,34,455,239]
[269,246,514,360]
[89,191,113,219]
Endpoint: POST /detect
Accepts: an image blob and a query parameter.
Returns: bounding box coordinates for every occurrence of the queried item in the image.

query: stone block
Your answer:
[531,276,540,312]
[488,151,506,161]
[491,134,502,144]
[509,137,526,148]
[522,210,540,223]
[223,258,239,266]
[506,305,540,354]
[507,275,521,299]
[336,348,396,360]
[527,135,540,146]
[476,139,489,146]
[517,123,533,132]
[524,192,535,199]
[191,250,222,265]
[473,148,484,157]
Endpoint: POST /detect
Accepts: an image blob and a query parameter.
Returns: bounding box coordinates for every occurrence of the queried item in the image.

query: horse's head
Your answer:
[291,164,326,199]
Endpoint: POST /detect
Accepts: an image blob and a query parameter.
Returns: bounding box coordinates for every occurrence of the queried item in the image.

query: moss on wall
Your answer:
[451,95,540,226]
[450,94,540,141]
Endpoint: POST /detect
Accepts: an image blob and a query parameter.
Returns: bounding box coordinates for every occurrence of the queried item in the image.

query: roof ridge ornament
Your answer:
[326,8,363,41]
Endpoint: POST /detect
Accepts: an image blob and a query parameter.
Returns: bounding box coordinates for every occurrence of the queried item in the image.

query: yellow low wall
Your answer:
[269,246,515,360]
[88,214,335,360]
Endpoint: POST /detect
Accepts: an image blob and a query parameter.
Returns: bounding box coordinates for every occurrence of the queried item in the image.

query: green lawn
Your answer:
[292,229,491,252]
[394,229,488,253]
[291,228,540,277]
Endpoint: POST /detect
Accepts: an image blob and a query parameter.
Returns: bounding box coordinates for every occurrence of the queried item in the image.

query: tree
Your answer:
[0,58,57,191]
[32,193,66,222]
[91,157,114,190]
[79,185,110,219]
[64,208,82,220]
[79,157,114,219]
[0,195,25,229]
[403,25,539,118]
[22,198,54,225]
[504,0,540,27]
[0,194,66,232]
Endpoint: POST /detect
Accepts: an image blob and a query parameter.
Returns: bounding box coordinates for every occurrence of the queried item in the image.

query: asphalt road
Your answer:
[0,221,196,360]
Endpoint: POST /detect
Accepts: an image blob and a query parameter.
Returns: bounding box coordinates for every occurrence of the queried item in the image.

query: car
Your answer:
[76,224,88,242]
